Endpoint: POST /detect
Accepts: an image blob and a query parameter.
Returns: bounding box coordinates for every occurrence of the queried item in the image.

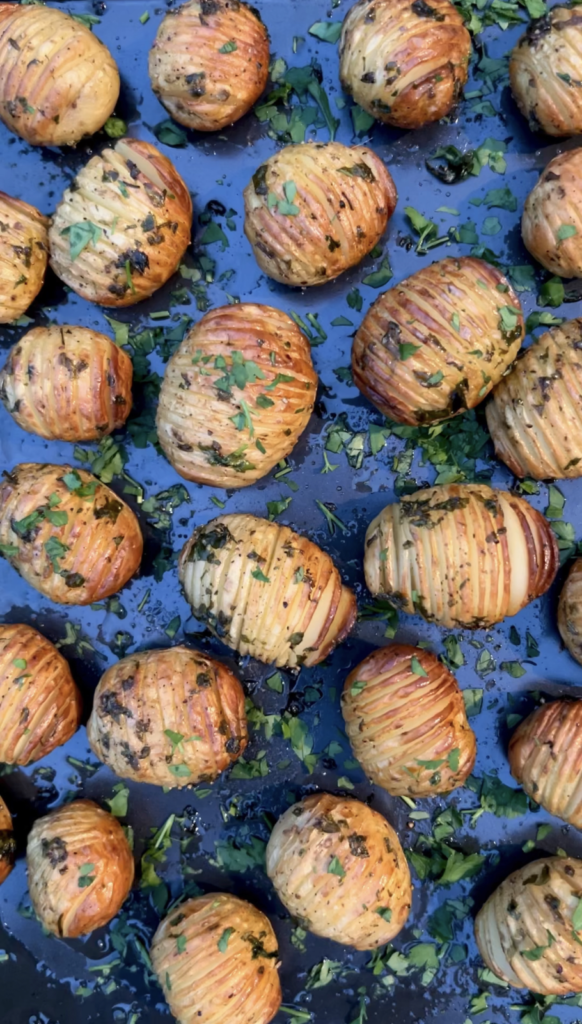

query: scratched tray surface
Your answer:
[2,1,582,1022]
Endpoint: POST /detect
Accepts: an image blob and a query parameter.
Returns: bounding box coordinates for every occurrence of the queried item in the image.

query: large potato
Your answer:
[179,513,356,668]
[0,3,119,146]
[558,558,582,665]
[156,303,318,487]
[352,257,524,425]
[0,325,133,441]
[243,142,397,287]
[150,893,281,1024]
[0,795,15,887]
[522,149,582,277]
[510,7,582,137]
[149,0,269,132]
[339,0,471,130]
[509,699,582,828]
[0,463,143,605]
[49,138,192,306]
[0,191,48,323]
[266,793,411,950]
[364,483,559,629]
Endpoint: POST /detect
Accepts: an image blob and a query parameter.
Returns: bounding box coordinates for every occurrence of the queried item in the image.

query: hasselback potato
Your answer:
[266,792,411,950]
[510,7,582,137]
[364,483,559,629]
[0,795,15,887]
[522,149,582,278]
[0,3,119,146]
[27,799,134,938]
[352,257,524,426]
[475,856,582,994]
[342,643,476,796]
[0,463,143,605]
[0,325,133,441]
[339,0,471,130]
[509,699,582,827]
[150,893,281,1024]
[558,558,582,665]
[0,191,48,323]
[156,303,318,487]
[48,138,192,306]
[0,623,82,765]
[149,0,269,132]
[243,142,397,287]
[179,513,356,668]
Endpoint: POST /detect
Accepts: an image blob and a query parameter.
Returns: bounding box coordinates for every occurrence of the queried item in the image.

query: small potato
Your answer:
[0,463,143,605]
[49,138,192,307]
[364,483,559,629]
[339,0,471,130]
[342,644,476,797]
[0,325,133,441]
[510,8,582,137]
[0,623,82,765]
[0,3,119,146]
[522,149,582,278]
[352,256,524,425]
[475,856,582,994]
[243,142,397,287]
[150,893,281,1024]
[558,558,582,665]
[156,303,318,487]
[266,792,411,950]
[509,699,582,828]
[149,0,269,132]
[87,646,247,788]
[0,795,15,887]
[0,191,48,323]
[179,513,356,668]
[27,799,134,938]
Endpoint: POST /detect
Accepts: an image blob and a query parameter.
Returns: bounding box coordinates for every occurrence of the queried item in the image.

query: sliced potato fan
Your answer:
[522,148,582,278]
[558,557,582,666]
[509,699,582,828]
[0,795,15,887]
[510,7,582,137]
[0,191,48,324]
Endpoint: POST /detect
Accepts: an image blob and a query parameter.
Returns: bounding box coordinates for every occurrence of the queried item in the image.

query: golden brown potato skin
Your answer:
[558,558,582,666]
[0,463,143,605]
[509,699,582,828]
[149,0,269,132]
[0,4,119,146]
[49,138,192,307]
[156,304,318,487]
[266,793,411,950]
[0,325,133,441]
[510,8,582,137]
[0,191,48,323]
[243,142,397,287]
[364,483,559,629]
[342,643,476,797]
[475,856,582,994]
[352,257,524,425]
[0,794,15,887]
[339,0,471,130]
[179,514,356,668]
[27,799,134,938]
[522,149,582,278]
[87,646,247,788]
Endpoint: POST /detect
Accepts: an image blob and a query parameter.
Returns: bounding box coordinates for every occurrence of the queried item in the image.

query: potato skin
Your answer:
[266,793,411,950]
[179,513,356,668]
[243,142,397,287]
[0,3,119,146]
[558,558,582,666]
[0,325,133,441]
[27,799,134,938]
[0,794,15,887]
[49,138,192,307]
[510,8,582,137]
[149,0,269,132]
[352,257,524,425]
[364,483,559,629]
[522,149,582,278]
[87,646,248,788]
[0,463,143,605]
[509,699,582,827]
[0,191,48,323]
[475,856,582,994]
[342,643,476,797]
[339,0,471,130]
[156,304,317,487]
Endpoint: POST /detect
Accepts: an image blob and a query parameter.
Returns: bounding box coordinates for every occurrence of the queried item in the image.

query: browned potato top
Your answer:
[558,557,582,666]
[0,794,15,887]
[522,148,582,278]
[0,190,48,324]
[509,699,582,829]
[510,7,582,137]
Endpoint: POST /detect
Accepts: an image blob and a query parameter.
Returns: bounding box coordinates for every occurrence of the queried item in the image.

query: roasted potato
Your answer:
[342,643,476,797]
[179,513,356,668]
[0,463,143,605]
[266,792,411,950]
[352,257,524,425]
[0,3,119,146]
[364,483,559,629]
[150,893,281,1024]
[27,799,134,938]
[522,149,582,278]
[558,558,582,665]
[49,138,192,306]
[339,0,471,130]
[0,191,48,323]
[0,794,15,887]
[0,325,133,441]
[510,7,582,137]
[509,699,582,827]
[149,0,269,132]
[243,142,397,287]
[156,303,318,487]
[475,856,582,994]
